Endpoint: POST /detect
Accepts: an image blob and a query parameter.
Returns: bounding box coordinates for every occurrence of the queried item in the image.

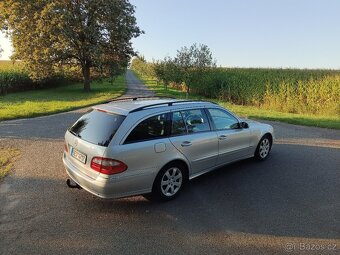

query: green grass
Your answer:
[0,148,20,180]
[136,74,340,129]
[0,76,126,120]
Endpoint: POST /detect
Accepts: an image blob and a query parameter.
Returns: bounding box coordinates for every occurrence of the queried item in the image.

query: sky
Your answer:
[1,0,340,69]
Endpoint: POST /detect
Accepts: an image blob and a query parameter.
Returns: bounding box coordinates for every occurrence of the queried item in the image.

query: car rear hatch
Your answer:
[64,109,125,179]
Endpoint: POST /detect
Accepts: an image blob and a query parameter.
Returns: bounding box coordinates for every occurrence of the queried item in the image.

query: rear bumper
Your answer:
[63,153,152,199]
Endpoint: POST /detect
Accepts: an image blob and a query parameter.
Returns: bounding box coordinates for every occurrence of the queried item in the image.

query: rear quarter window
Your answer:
[69,110,125,147]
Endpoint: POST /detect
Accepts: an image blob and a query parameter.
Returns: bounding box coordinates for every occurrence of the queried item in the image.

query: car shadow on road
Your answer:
[87,143,340,240]
[1,142,339,247]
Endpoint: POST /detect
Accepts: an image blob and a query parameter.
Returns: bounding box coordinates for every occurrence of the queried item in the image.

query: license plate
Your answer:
[71,147,87,164]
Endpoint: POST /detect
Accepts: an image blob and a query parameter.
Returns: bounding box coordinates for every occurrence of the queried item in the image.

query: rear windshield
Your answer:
[69,110,125,147]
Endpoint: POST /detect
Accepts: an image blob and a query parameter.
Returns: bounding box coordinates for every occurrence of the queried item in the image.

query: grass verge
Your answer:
[0,75,126,121]
[0,148,20,180]
[137,75,340,130]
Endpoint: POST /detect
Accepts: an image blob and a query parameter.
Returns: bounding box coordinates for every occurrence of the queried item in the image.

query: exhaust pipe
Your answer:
[66,179,82,189]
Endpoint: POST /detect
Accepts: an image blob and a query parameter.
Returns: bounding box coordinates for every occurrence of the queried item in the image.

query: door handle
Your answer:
[181,141,192,147]
[218,135,228,140]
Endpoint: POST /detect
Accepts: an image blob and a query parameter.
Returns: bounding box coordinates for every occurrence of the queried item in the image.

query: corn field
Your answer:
[0,60,70,95]
[131,58,340,116]
[0,60,32,95]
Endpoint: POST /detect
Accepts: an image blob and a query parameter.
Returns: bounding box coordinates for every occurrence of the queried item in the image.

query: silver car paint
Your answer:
[64,131,106,179]
[215,128,251,166]
[63,100,274,199]
[169,131,218,175]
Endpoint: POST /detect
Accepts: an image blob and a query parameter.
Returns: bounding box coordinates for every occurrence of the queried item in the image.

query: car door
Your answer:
[206,108,251,166]
[110,112,174,193]
[169,109,218,175]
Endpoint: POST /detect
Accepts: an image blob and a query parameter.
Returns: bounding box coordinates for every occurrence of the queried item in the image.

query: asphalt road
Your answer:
[1,71,340,255]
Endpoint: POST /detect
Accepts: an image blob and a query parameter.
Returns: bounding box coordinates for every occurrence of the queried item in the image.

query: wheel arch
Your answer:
[162,159,189,180]
[262,132,273,145]
[152,159,190,190]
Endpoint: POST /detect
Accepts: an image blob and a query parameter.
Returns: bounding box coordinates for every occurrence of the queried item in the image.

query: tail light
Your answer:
[91,157,127,175]
[64,143,68,152]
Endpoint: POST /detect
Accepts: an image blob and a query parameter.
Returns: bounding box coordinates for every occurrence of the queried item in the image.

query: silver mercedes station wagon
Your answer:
[63,97,274,201]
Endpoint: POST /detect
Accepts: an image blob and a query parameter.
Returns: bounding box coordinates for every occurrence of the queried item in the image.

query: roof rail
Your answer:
[106,95,175,103]
[129,99,216,113]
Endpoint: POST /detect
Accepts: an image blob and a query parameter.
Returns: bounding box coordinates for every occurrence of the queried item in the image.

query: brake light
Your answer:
[97,109,108,113]
[64,143,68,152]
[91,157,127,175]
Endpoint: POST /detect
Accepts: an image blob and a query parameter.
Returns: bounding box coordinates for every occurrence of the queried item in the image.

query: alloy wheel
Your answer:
[259,138,270,159]
[160,167,183,197]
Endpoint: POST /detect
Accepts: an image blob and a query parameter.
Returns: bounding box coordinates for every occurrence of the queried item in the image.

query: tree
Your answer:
[154,57,180,90]
[130,56,155,78]
[0,0,142,91]
[174,43,216,94]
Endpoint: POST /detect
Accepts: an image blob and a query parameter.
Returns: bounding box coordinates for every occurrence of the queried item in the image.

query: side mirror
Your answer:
[239,121,249,129]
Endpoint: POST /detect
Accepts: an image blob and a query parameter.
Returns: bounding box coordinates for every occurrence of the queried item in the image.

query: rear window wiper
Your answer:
[69,130,81,138]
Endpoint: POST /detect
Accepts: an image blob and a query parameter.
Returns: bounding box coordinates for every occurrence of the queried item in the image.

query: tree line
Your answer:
[131,43,216,94]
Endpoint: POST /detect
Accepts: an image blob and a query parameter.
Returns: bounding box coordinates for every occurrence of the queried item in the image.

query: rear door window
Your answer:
[124,113,168,144]
[69,110,125,147]
[171,111,187,135]
[181,109,211,133]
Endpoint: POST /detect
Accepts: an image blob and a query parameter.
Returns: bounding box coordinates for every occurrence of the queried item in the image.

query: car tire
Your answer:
[254,135,272,161]
[149,162,186,202]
